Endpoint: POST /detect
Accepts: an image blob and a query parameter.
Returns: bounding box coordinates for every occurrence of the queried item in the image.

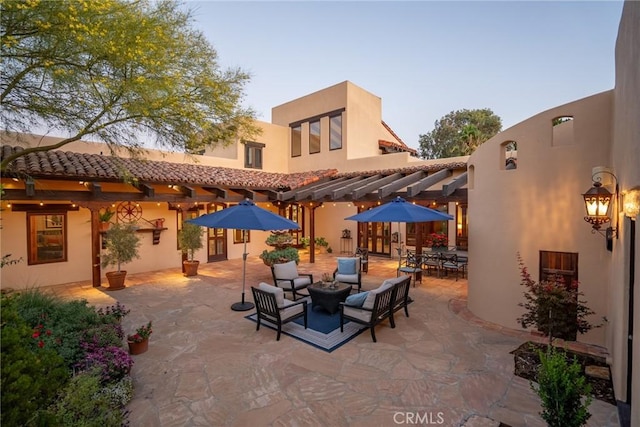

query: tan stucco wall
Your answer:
[272,81,413,172]
[468,90,613,347]
[610,0,640,419]
[468,2,639,417]
[0,201,278,289]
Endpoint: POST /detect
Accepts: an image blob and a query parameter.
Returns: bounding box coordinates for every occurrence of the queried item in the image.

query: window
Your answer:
[552,116,574,146]
[455,203,468,250]
[28,213,67,264]
[233,229,250,244]
[244,141,264,169]
[309,120,320,154]
[330,114,342,150]
[291,125,302,157]
[502,140,518,170]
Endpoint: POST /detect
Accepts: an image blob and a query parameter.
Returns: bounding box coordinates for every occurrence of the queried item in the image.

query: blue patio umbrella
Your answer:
[187,199,300,311]
[345,196,453,223]
[345,196,454,259]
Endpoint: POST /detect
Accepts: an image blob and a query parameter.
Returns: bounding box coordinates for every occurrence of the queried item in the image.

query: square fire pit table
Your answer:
[307,282,353,314]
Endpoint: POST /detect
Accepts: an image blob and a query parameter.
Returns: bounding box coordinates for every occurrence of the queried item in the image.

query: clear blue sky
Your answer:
[188,1,624,150]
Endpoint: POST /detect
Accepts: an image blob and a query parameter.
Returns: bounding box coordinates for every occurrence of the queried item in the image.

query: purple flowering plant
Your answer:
[97,302,130,321]
[77,337,133,383]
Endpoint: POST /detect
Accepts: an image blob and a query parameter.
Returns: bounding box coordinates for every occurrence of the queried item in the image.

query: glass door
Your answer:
[367,222,391,256]
[207,203,227,262]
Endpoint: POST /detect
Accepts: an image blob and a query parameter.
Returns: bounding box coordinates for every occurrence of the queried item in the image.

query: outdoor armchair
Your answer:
[339,279,397,342]
[251,283,307,341]
[333,257,362,292]
[271,260,313,300]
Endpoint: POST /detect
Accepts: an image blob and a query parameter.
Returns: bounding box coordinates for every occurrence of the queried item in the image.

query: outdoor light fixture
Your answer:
[623,186,640,219]
[582,169,618,250]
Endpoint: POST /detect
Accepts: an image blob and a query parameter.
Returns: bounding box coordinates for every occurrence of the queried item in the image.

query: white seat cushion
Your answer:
[335,273,358,283]
[275,276,311,290]
[342,306,373,322]
[280,299,304,320]
[258,282,285,307]
[273,261,299,280]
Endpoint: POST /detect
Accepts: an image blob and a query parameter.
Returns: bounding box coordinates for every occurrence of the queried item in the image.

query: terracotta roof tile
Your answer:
[1,145,337,191]
[336,162,466,178]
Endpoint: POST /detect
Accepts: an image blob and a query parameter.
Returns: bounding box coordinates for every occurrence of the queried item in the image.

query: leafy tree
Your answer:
[0,0,259,172]
[418,108,502,159]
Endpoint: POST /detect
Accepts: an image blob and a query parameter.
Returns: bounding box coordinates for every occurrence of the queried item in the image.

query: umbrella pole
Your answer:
[231,230,255,311]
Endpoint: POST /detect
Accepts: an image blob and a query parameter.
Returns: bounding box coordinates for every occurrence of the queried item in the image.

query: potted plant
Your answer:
[426,232,448,251]
[179,222,204,276]
[101,223,141,290]
[127,321,153,355]
[260,247,300,266]
[315,237,329,253]
[265,231,294,248]
[98,207,115,232]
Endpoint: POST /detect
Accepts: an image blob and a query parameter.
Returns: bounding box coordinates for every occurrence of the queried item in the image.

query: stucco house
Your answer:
[0,1,637,423]
[1,78,469,292]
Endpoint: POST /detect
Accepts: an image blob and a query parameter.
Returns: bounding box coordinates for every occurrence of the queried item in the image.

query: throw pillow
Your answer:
[337,258,357,275]
[362,280,396,309]
[345,291,369,307]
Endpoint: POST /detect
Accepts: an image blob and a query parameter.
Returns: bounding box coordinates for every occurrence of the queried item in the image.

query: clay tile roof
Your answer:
[335,161,466,178]
[379,121,417,155]
[1,145,337,191]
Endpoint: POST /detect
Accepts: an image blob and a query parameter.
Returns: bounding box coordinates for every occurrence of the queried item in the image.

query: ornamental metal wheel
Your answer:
[116,201,142,223]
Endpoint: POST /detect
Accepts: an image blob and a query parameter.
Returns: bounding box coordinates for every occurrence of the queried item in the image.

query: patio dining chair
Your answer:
[440,253,467,281]
[422,252,442,277]
[354,247,369,273]
[397,250,423,287]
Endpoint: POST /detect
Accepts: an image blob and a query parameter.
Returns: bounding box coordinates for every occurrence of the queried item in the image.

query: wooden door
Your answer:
[207,203,227,262]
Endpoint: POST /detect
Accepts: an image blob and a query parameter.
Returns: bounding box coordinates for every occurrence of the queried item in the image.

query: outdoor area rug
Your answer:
[245,301,366,352]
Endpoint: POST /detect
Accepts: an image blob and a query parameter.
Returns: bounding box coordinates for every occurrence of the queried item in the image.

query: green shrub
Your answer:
[259,247,300,266]
[532,346,592,427]
[314,237,329,247]
[1,294,69,426]
[46,369,128,427]
[2,290,132,425]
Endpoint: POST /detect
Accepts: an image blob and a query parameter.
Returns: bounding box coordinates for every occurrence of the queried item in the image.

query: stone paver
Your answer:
[44,253,619,427]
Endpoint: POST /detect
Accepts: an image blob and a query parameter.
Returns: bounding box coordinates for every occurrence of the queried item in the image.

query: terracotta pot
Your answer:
[105,270,127,290]
[183,260,199,277]
[99,221,110,232]
[127,338,149,355]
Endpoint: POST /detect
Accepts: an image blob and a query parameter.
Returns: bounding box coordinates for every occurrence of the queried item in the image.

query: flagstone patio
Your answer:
[43,253,619,426]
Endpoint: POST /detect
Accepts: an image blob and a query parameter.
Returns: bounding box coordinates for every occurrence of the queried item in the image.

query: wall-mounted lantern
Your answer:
[582,169,618,251]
